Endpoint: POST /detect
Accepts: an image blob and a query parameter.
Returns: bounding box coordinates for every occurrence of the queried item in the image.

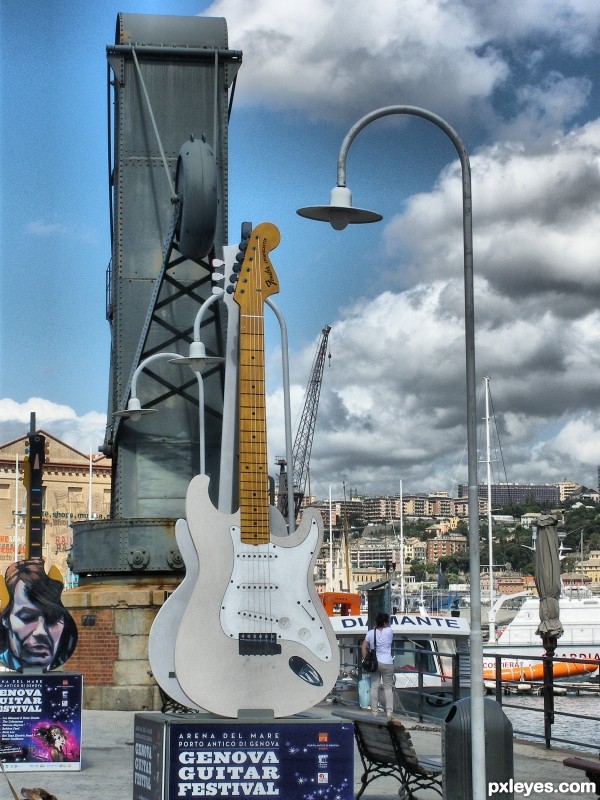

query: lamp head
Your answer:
[113,396,157,423]
[169,340,225,372]
[297,185,382,229]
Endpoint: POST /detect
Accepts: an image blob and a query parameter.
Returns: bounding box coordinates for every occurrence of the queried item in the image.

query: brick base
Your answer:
[62,583,173,711]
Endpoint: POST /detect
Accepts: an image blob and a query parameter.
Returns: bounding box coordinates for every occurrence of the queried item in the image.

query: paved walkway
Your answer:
[2,709,596,800]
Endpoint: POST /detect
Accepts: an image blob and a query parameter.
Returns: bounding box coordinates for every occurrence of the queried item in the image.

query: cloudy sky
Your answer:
[1,0,599,497]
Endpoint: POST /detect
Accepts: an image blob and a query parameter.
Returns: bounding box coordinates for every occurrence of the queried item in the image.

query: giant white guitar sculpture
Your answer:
[174,222,339,717]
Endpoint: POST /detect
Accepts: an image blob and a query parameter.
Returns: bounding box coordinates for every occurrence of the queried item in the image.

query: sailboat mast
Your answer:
[328,485,334,592]
[399,478,405,613]
[485,376,495,641]
[342,482,351,591]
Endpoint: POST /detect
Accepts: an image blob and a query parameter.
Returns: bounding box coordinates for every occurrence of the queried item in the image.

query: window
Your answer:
[392,639,436,673]
[68,487,84,508]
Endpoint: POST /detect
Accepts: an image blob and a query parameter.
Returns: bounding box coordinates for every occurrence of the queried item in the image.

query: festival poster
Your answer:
[167,719,354,799]
[0,672,82,771]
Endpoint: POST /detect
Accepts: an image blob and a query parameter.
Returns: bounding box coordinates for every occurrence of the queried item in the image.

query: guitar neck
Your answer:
[233,222,281,546]
[24,432,46,560]
[238,313,269,545]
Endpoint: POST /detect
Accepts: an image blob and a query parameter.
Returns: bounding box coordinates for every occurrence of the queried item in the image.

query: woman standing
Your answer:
[361,612,395,719]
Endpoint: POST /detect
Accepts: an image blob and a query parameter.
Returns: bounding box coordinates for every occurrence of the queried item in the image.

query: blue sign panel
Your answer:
[168,720,354,799]
[134,714,166,800]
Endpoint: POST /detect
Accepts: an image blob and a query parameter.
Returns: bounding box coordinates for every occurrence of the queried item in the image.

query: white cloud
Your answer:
[25,218,98,245]
[206,0,508,124]
[265,266,600,495]
[467,0,600,56]
[205,0,599,140]
[0,398,106,456]
[550,415,600,467]
[383,118,600,305]
[269,100,600,493]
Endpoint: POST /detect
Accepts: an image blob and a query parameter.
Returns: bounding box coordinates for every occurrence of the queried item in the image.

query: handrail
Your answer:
[487,650,600,750]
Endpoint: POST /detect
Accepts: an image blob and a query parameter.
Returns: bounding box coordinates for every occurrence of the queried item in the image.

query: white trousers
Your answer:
[369,662,395,714]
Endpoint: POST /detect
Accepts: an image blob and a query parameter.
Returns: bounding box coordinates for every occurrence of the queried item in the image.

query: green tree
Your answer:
[409,560,427,582]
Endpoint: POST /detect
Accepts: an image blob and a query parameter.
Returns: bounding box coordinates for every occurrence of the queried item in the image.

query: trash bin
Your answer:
[443,697,513,800]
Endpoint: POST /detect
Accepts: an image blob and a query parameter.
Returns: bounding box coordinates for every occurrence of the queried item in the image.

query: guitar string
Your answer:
[255,236,271,642]
[248,241,257,639]
[242,245,252,639]
[244,235,271,643]
[250,241,259,639]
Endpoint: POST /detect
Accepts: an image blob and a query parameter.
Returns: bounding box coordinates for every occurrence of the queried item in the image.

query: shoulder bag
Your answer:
[361,628,378,672]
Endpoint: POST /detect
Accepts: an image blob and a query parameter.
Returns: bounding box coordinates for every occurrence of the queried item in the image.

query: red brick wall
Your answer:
[66,609,119,685]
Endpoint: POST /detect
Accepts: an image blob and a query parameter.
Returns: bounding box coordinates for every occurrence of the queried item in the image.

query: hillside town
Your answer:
[304,479,600,599]
[2,430,600,600]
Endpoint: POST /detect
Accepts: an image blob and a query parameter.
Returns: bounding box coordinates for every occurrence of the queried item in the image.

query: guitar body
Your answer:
[174,474,339,717]
[148,518,201,710]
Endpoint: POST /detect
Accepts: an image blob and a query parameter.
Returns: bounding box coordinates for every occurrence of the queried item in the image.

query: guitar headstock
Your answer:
[231,223,280,313]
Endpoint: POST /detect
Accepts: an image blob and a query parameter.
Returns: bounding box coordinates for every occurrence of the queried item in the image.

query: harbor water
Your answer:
[500,691,600,751]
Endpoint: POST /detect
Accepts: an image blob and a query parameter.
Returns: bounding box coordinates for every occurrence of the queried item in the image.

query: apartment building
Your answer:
[427,494,454,517]
[349,541,400,570]
[580,550,600,586]
[405,537,427,563]
[334,497,364,521]
[362,495,400,522]
[425,533,468,561]
[458,482,561,505]
[306,502,337,528]
[557,480,581,502]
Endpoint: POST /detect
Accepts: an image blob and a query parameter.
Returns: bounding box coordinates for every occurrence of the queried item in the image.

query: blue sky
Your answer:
[1,1,600,496]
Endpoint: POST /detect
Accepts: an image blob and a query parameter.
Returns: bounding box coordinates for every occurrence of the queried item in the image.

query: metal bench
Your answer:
[334,708,442,799]
[563,757,600,798]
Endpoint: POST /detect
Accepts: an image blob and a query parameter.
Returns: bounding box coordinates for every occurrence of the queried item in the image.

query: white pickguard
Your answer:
[220,518,333,660]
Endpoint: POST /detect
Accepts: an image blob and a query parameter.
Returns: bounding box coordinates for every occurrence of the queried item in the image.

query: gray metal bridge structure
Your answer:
[72,13,242,579]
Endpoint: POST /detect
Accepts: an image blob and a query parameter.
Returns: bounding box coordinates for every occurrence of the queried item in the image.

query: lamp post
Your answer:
[297,105,484,799]
[114,344,224,475]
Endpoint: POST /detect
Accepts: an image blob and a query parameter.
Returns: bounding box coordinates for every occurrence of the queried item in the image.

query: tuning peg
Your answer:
[211,286,224,296]
[212,272,225,283]
[211,258,225,268]
[226,285,235,294]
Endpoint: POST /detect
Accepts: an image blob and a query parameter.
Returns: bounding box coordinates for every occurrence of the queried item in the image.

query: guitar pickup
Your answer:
[239,633,282,656]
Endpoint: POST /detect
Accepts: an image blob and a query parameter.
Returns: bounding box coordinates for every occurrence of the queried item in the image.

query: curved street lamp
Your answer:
[298,105,484,799]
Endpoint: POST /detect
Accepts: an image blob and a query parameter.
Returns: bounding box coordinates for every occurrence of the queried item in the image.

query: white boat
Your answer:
[483,593,600,674]
[328,611,470,720]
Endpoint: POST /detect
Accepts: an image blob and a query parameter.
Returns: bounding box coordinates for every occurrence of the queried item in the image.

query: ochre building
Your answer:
[0,431,111,580]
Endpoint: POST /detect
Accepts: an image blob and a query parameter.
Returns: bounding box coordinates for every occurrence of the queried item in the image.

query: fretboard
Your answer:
[238,313,269,544]
[232,222,280,546]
